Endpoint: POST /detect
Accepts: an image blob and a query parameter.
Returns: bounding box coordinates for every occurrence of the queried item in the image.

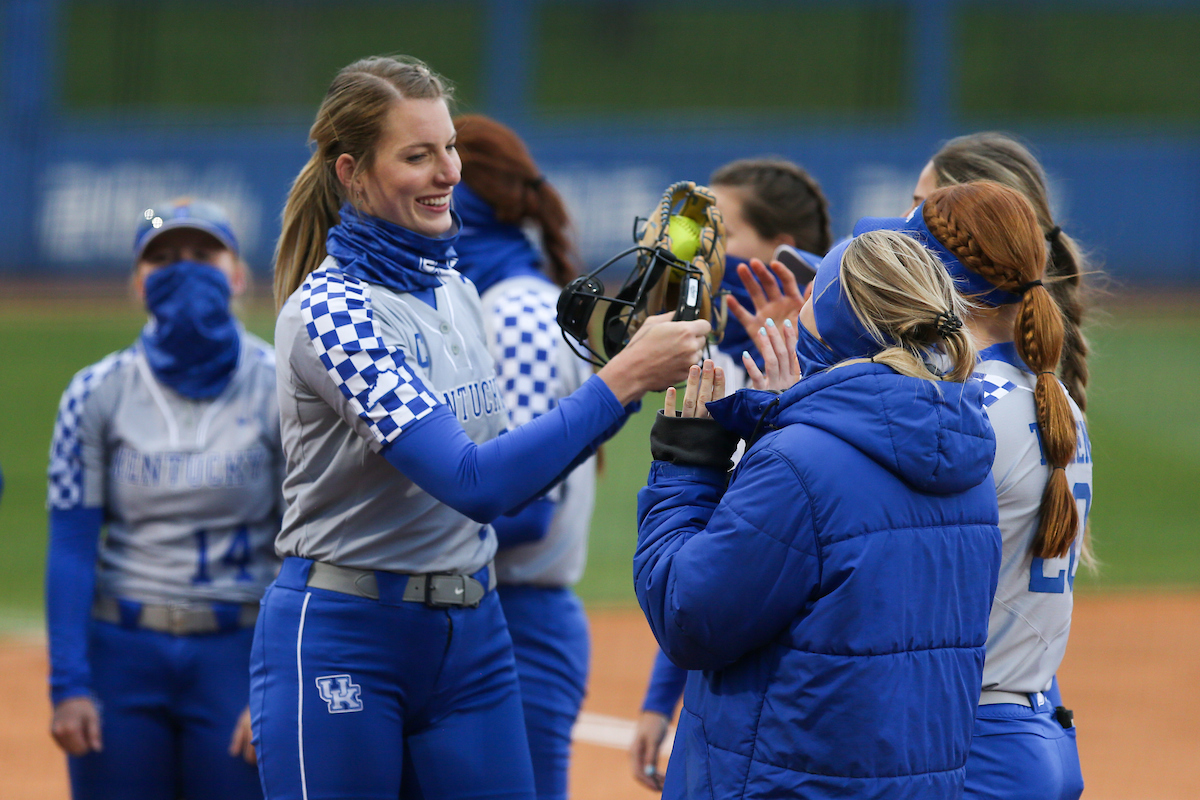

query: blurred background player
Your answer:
[628,157,833,790]
[452,113,595,800]
[45,199,283,799]
[912,132,1094,417]
[254,56,708,800]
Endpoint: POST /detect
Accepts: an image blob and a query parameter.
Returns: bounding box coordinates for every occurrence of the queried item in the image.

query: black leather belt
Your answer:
[305,561,493,609]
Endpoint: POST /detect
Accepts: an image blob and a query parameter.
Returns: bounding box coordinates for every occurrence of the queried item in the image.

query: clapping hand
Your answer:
[742,318,802,392]
[726,258,811,337]
[664,359,725,419]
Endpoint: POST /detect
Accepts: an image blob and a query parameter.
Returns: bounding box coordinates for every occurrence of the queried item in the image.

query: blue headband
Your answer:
[809,238,898,362]
[853,203,1022,307]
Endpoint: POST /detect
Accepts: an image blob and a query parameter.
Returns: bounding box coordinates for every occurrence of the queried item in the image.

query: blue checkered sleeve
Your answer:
[487,285,563,428]
[972,372,1023,409]
[47,350,132,510]
[300,268,440,448]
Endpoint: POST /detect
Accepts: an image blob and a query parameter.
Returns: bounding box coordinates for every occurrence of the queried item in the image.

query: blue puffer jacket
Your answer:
[635,364,1001,800]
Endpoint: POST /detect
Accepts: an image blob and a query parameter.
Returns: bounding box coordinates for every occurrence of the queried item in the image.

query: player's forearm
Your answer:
[635,457,815,671]
[383,374,625,523]
[45,507,103,703]
[642,648,687,716]
[493,498,555,549]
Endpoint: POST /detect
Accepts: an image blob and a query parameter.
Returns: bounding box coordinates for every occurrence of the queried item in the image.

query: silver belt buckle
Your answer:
[167,603,193,635]
[425,574,468,608]
[166,603,216,635]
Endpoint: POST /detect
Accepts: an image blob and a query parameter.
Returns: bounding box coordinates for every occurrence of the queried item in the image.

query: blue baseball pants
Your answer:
[497,586,590,800]
[963,690,1083,800]
[68,621,261,800]
[250,558,536,800]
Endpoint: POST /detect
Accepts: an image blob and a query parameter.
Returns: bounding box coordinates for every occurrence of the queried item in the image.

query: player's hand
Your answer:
[626,310,673,348]
[51,696,103,756]
[629,710,670,791]
[599,315,711,404]
[743,318,801,392]
[665,359,725,420]
[727,258,810,337]
[229,705,257,765]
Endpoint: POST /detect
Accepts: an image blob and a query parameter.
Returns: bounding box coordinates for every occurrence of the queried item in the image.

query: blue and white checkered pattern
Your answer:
[487,285,561,428]
[973,372,1025,409]
[301,267,440,447]
[47,349,135,509]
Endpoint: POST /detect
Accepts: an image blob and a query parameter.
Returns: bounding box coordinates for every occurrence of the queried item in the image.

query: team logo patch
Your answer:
[315,674,364,713]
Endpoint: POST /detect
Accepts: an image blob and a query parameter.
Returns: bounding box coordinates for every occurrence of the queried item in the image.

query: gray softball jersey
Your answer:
[976,356,1093,696]
[274,257,508,575]
[47,334,284,604]
[480,276,596,588]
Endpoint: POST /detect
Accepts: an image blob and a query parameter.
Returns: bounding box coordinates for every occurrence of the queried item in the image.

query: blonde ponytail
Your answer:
[836,230,978,384]
[274,153,343,308]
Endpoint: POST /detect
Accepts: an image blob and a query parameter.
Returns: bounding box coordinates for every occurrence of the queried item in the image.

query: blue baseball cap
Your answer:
[134,198,239,260]
[852,203,1021,307]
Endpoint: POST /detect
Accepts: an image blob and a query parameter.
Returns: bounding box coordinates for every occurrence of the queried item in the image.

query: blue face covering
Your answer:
[452,183,544,297]
[326,203,461,294]
[717,255,757,364]
[795,320,836,375]
[141,261,240,399]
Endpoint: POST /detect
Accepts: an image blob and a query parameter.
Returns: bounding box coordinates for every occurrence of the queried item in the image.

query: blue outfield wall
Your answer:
[14,123,1199,286]
[3,0,1199,286]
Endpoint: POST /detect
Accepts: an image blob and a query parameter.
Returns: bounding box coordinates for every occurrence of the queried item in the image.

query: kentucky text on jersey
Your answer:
[441,376,506,424]
[1028,420,1093,466]
[109,445,270,489]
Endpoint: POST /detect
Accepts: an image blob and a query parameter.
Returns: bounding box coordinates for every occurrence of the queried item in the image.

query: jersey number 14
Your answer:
[192,526,254,584]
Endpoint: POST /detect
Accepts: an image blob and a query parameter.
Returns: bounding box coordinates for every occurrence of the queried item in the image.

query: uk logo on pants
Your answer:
[315,674,364,713]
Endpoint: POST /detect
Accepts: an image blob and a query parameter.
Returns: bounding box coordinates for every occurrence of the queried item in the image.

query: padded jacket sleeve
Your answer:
[634,447,821,671]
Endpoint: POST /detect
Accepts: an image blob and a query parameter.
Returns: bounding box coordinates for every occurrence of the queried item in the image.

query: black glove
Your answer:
[650,410,741,472]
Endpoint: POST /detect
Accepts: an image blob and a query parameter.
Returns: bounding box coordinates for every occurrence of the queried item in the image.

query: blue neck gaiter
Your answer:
[452,183,544,296]
[326,203,461,294]
[795,321,837,375]
[140,261,241,399]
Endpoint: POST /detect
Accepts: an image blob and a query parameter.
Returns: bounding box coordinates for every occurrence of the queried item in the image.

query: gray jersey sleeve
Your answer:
[975,363,1092,694]
[48,350,133,511]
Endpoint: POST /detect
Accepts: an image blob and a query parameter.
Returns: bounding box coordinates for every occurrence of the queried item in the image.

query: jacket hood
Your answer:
[708,363,995,495]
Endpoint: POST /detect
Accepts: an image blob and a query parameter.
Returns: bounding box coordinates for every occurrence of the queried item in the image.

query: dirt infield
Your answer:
[5,592,1198,799]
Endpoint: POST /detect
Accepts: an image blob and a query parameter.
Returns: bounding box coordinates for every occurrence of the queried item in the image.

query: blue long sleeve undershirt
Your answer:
[381,373,625,524]
[45,506,103,705]
[493,498,556,550]
[642,648,688,716]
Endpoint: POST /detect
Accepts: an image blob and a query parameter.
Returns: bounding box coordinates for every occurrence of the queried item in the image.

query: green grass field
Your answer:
[1,300,1196,627]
